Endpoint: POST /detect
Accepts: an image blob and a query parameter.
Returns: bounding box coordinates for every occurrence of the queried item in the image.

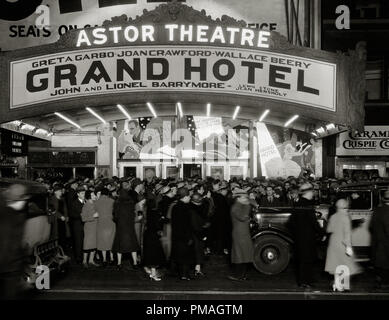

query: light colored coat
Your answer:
[231,201,254,264]
[81,201,97,250]
[95,195,116,251]
[325,211,362,275]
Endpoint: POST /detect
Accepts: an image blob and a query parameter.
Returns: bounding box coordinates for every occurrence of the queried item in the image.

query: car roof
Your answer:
[338,181,389,192]
[0,178,47,194]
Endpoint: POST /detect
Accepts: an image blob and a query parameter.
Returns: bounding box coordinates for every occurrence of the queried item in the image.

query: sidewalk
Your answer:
[34,255,389,299]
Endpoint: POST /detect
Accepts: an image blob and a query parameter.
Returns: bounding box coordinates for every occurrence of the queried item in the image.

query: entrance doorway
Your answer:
[183,164,202,179]
[75,167,95,179]
[124,166,137,178]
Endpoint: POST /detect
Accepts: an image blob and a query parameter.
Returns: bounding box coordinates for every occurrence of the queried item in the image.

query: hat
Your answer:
[168,182,177,189]
[53,185,63,192]
[68,178,78,185]
[299,183,313,193]
[154,184,164,194]
[177,187,189,199]
[3,184,31,201]
[76,186,86,193]
[95,185,104,193]
[160,186,171,195]
[131,178,143,189]
[336,199,349,210]
[177,182,186,189]
[230,182,240,190]
[219,181,229,190]
[232,188,248,198]
[242,186,252,193]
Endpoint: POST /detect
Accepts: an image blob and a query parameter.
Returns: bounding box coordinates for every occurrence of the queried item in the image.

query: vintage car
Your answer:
[250,181,389,275]
[334,181,389,261]
[250,205,328,275]
[0,178,70,288]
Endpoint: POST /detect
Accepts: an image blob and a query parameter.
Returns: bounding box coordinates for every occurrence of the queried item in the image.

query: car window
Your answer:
[378,188,389,207]
[339,191,372,210]
[27,193,47,218]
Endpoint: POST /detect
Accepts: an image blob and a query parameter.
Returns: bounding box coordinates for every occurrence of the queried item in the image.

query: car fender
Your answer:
[252,229,294,245]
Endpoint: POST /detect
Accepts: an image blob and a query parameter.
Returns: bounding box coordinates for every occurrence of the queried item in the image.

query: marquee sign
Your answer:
[0,1,365,131]
[10,45,336,111]
[337,126,389,156]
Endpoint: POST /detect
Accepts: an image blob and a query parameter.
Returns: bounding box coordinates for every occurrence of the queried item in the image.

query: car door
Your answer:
[339,189,373,256]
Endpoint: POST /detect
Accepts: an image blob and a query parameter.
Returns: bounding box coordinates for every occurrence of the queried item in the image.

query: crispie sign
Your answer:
[10,46,336,111]
[336,126,389,156]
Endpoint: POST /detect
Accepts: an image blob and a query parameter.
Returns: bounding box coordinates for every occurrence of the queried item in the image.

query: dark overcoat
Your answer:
[171,201,195,265]
[189,202,209,264]
[230,201,254,264]
[112,192,139,253]
[49,195,70,240]
[370,205,389,269]
[0,201,27,274]
[143,198,166,266]
[288,197,322,262]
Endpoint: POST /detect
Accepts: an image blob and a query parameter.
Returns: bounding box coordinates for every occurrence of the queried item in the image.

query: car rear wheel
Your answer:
[253,235,291,275]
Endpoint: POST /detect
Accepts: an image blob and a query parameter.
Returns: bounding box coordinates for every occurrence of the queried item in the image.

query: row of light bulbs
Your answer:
[54,103,300,129]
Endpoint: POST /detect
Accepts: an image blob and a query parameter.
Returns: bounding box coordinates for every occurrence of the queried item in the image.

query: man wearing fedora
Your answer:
[288,183,323,289]
[370,190,389,288]
[68,187,86,264]
[49,185,70,252]
[228,188,253,281]
[158,185,177,263]
[210,180,230,255]
[0,184,30,299]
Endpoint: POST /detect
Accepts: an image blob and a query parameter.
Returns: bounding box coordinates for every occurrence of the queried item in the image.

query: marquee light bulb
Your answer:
[117,104,132,120]
[232,106,240,120]
[284,115,299,127]
[177,102,183,118]
[147,102,158,118]
[206,103,211,117]
[86,107,107,124]
[259,109,270,122]
[54,112,81,129]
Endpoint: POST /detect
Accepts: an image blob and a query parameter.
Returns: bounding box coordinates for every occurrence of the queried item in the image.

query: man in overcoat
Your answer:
[68,187,86,264]
[370,190,389,287]
[0,184,29,299]
[289,183,323,289]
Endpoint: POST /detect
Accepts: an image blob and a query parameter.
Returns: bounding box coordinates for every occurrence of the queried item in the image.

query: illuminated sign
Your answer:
[337,126,389,156]
[0,1,365,132]
[0,129,27,156]
[0,0,298,50]
[255,122,283,178]
[75,24,270,48]
[10,46,336,111]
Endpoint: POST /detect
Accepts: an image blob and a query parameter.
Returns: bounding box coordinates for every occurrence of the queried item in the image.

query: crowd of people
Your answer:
[1,172,389,299]
[40,173,387,286]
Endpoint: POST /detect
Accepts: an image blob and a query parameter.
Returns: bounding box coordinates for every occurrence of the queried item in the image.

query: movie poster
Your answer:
[256,122,316,178]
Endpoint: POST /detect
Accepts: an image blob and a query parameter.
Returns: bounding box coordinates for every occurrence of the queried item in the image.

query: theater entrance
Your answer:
[183,163,202,179]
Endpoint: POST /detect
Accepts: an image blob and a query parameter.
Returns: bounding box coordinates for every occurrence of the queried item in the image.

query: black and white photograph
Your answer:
[0,0,389,313]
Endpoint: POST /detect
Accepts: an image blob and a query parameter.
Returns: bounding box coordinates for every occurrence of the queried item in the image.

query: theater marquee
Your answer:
[0,1,365,131]
[11,46,336,111]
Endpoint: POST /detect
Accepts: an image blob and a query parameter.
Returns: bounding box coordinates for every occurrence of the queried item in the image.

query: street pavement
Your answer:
[31,255,389,300]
